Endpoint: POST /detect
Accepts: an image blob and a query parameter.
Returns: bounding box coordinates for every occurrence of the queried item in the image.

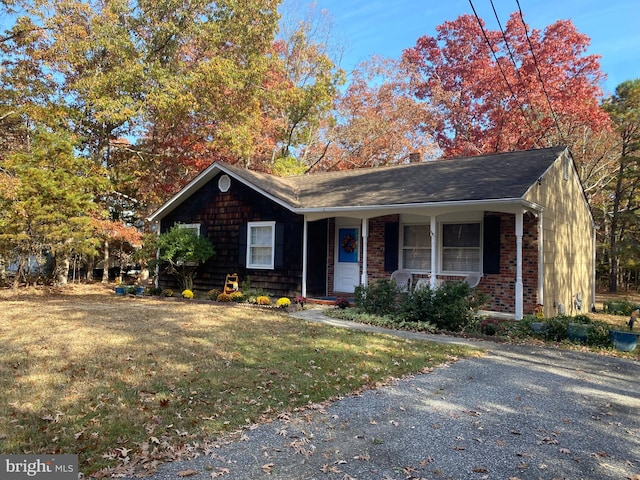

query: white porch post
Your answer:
[537,212,544,311]
[302,216,308,297]
[361,218,369,286]
[515,212,524,320]
[430,216,437,288]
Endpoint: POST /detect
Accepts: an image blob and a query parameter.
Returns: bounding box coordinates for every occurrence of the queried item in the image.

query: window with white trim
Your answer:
[401,224,431,271]
[178,223,201,237]
[247,221,275,269]
[441,223,481,272]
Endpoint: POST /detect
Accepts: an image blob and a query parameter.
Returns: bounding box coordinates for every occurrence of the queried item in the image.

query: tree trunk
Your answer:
[102,239,109,283]
[86,255,95,282]
[54,254,69,286]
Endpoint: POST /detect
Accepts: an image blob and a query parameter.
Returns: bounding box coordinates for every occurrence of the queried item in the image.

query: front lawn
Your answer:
[0,284,480,478]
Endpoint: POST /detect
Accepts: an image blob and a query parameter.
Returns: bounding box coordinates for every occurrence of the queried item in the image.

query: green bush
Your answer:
[354,279,407,316]
[355,279,486,332]
[586,320,612,347]
[603,299,637,316]
[542,314,572,341]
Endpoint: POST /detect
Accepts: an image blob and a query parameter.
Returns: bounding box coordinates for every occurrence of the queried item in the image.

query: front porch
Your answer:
[301,208,541,320]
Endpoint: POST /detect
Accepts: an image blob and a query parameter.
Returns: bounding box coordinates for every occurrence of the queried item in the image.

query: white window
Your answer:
[441,223,481,273]
[178,223,201,237]
[247,221,275,269]
[401,224,431,271]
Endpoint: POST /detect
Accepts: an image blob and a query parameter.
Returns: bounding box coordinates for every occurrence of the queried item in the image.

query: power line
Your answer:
[467,0,540,148]
[515,0,567,145]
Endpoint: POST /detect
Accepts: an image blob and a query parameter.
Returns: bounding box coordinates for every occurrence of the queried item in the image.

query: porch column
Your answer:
[537,212,544,310]
[515,212,524,320]
[302,216,308,297]
[361,218,369,286]
[430,216,437,288]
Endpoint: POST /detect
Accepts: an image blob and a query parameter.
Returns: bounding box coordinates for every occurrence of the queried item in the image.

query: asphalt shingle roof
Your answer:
[221,146,566,210]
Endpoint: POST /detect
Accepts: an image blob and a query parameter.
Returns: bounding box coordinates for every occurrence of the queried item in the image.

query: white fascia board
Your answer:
[296,198,543,221]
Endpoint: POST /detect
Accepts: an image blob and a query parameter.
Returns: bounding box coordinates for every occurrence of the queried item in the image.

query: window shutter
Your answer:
[238,223,247,267]
[274,223,285,269]
[384,222,399,272]
[483,216,500,274]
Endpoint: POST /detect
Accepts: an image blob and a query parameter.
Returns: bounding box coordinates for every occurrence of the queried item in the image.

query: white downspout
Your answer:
[430,216,437,288]
[538,212,544,311]
[361,218,369,286]
[592,226,596,312]
[515,212,524,320]
[302,217,308,297]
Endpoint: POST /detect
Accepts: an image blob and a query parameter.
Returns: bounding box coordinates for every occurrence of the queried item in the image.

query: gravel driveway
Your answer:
[124,311,640,480]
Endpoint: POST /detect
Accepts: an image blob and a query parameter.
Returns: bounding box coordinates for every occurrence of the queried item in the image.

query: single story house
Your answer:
[148,146,595,319]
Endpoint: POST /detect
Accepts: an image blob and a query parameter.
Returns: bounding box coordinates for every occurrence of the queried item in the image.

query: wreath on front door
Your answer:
[341,234,356,253]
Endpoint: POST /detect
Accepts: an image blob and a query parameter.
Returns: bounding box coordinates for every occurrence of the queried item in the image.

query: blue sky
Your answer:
[305,0,639,96]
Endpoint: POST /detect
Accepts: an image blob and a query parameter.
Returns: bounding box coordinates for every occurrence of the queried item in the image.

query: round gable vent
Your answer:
[218,174,231,192]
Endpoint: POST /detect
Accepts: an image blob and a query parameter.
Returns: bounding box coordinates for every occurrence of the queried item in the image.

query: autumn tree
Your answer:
[401,13,610,158]
[314,56,438,170]
[600,79,640,292]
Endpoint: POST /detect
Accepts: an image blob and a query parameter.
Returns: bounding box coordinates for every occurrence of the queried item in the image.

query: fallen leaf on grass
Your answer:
[472,467,488,473]
[559,448,571,454]
[262,463,274,474]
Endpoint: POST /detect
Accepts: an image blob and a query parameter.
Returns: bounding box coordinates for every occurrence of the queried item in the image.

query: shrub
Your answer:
[216,292,232,302]
[429,281,485,331]
[586,320,612,347]
[542,314,571,341]
[182,289,194,299]
[207,289,220,300]
[479,318,504,336]
[355,279,486,332]
[354,279,406,316]
[603,299,637,316]
[148,287,163,296]
[148,224,216,291]
[293,296,307,307]
[334,297,350,309]
[161,289,174,297]
[230,291,245,302]
[276,297,291,308]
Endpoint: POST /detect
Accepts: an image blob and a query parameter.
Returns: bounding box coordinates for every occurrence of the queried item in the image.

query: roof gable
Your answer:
[149,146,568,221]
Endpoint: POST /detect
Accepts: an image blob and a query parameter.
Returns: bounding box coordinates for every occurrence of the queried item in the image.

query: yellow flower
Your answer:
[276,297,291,308]
[256,295,271,306]
[182,289,194,299]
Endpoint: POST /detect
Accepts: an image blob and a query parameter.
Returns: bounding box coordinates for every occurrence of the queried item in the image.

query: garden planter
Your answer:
[114,286,126,296]
[567,323,590,343]
[609,330,639,352]
[135,286,145,296]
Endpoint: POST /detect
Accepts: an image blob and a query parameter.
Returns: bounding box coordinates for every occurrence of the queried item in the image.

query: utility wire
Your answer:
[467,0,540,148]
[488,0,536,112]
[515,0,567,145]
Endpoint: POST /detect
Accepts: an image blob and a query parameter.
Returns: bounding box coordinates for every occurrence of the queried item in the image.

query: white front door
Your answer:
[334,226,360,293]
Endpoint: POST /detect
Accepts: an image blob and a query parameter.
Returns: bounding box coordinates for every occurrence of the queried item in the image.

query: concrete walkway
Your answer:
[125,307,640,480]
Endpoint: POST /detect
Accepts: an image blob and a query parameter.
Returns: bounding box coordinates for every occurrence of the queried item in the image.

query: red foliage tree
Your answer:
[402,13,610,157]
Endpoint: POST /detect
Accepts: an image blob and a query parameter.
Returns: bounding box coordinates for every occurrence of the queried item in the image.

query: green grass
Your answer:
[0,285,480,477]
